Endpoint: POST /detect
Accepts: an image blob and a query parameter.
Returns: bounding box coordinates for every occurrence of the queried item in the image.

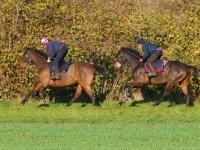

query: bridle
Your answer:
[116,50,140,70]
[24,50,46,66]
[24,50,32,65]
[116,50,124,67]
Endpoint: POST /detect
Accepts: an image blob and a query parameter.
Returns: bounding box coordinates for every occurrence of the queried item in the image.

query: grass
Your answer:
[0,100,200,149]
[1,122,200,150]
[0,100,200,123]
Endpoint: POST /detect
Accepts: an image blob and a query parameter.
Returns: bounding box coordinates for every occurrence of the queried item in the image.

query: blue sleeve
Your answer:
[142,45,149,61]
[45,44,56,60]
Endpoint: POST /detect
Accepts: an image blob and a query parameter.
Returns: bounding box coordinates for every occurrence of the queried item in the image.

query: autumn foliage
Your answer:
[0,0,199,102]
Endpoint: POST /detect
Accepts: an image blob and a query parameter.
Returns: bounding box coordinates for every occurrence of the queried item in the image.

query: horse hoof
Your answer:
[66,103,71,106]
[20,101,25,105]
[153,103,158,106]
[118,103,122,106]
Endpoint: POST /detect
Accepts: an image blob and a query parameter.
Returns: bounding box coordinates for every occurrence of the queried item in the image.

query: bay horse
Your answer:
[114,47,199,107]
[19,48,107,106]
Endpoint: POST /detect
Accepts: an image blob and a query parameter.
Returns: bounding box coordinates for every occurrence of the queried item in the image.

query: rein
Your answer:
[117,49,140,71]
[132,62,140,71]
[25,50,31,65]
[25,50,47,66]
[124,50,141,71]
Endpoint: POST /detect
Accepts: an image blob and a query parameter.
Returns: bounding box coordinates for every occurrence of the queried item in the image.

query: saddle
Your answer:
[58,61,72,73]
[144,59,168,73]
[49,61,72,74]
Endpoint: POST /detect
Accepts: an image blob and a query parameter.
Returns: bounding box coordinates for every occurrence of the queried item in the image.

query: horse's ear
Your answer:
[117,49,122,55]
[25,47,34,51]
[120,47,125,50]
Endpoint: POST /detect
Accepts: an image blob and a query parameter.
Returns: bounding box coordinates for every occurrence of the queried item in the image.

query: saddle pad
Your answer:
[59,61,72,73]
[145,60,168,73]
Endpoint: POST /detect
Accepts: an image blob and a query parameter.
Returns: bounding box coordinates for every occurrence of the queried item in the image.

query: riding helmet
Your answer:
[137,38,145,44]
[40,37,49,45]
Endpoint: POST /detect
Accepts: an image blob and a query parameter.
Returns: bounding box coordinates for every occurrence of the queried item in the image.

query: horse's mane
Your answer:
[26,47,48,59]
[119,47,142,58]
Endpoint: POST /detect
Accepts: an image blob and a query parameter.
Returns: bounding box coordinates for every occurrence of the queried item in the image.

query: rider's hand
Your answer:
[139,59,143,62]
[47,58,50,63]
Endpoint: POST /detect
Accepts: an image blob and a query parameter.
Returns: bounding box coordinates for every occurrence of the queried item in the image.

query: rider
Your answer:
[137,38,163,77]
[40,37,68,80]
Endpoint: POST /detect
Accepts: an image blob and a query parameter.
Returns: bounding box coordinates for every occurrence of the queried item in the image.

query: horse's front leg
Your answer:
[118,81,141,106]
[118,96,129,106]
[20,91,33,105]
[20,82,46,105]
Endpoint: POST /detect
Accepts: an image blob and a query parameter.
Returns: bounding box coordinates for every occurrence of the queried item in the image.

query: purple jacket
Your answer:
[45,41,64,60]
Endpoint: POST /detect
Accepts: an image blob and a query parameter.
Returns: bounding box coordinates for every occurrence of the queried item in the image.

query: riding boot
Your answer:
[50,61,56,80]
[147,62,156,77]
[54,60,60,80]
[50,60,60,80]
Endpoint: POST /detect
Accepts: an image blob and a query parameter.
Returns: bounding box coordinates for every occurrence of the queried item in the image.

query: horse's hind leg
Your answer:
[180,76,190,107]
[66,84,83,106]
[153,82,175,106]
[83,86,95,106]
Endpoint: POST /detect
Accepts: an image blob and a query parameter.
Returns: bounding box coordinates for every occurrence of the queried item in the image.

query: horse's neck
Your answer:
[32,52,46,64]
[31,52,47,72]
[126,53,139,68]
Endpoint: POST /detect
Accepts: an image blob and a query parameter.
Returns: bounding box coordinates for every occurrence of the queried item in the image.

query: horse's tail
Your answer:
[93,64,107,94]
[187,65,199,84]
[188,65,199,98]
[93,64,107,81]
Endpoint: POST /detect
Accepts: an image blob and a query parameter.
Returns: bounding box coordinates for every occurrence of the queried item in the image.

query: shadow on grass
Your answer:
[37,104,50,108]
[35,85,106,107]
[129,100,145,107]
[126,85,195,107]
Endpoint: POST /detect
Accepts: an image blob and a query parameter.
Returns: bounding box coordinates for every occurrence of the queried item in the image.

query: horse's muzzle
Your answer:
[19,62,27,68]
[114,62,121,69]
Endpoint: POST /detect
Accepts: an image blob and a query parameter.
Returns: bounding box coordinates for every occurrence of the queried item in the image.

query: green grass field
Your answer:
[0,101,200,149]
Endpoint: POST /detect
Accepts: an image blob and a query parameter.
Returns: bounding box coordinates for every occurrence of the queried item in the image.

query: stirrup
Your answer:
[55,75,60,80]
[50,75,57,80]
[54,71,60,80]
[50,72,60,80]
[50,75,60,80]
[148,72,156,77]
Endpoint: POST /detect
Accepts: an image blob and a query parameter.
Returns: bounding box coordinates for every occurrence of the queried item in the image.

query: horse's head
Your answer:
[20,48,48,68]
[20,50,33,68]
[114,47,141,69]
[114,48,126,69]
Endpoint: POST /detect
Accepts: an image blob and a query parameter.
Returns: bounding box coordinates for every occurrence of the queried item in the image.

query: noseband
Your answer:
[116,50,140,70]
[24,50,32,65]
[116,50,124,67]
